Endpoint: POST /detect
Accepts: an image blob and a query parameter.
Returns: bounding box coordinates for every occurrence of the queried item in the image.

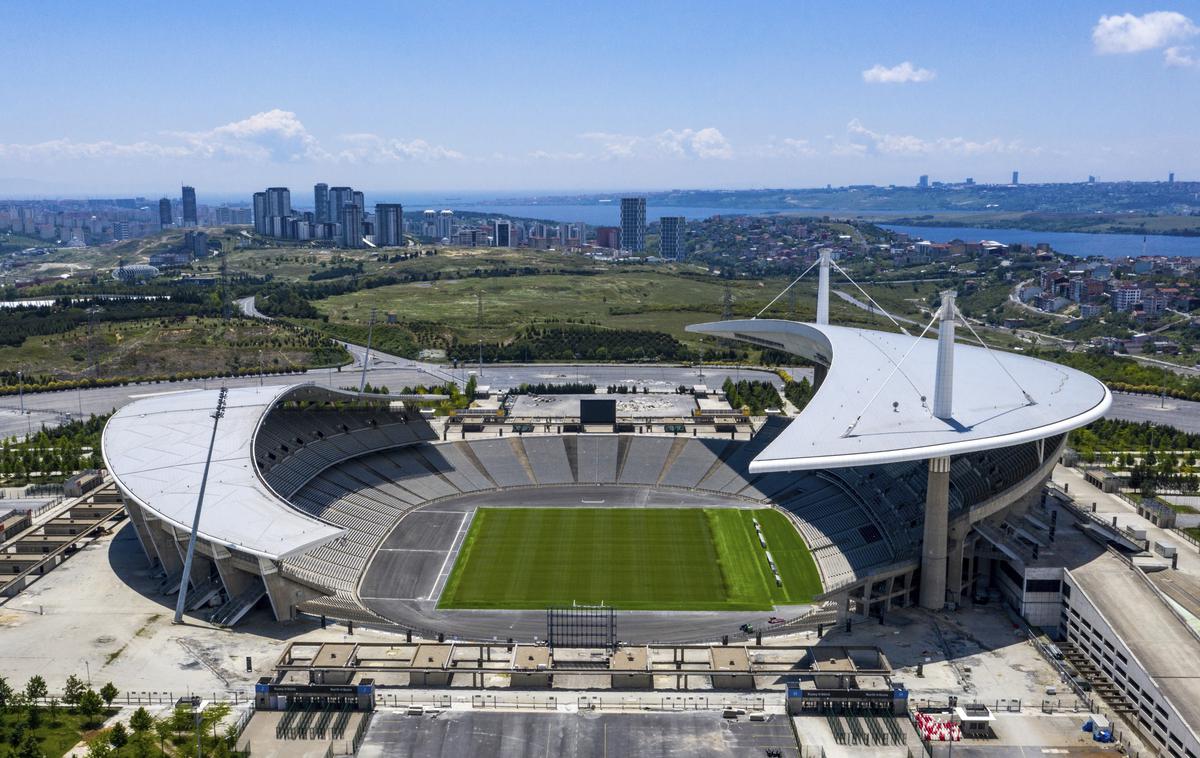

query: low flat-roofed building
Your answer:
[610,646,651,689]
[710,646,754,690]
[310,643,357,685]
[407,644,454,687]
[511,645,553,687]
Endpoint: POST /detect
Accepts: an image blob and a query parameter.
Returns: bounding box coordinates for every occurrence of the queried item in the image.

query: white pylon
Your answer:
[932,290,956,420]
[816,248,831,325]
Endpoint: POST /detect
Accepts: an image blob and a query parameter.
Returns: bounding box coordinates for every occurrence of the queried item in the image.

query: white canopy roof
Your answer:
[102,384,359,560]
[687,319,1110,471]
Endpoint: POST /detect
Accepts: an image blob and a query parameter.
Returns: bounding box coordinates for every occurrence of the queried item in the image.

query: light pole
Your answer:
[192,696,203,758]
[174,388,228,624]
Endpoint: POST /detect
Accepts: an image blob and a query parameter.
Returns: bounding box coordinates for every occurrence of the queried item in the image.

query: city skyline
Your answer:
[2,1,1199,195]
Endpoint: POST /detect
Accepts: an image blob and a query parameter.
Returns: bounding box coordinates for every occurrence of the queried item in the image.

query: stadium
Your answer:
[100,286,1111,644]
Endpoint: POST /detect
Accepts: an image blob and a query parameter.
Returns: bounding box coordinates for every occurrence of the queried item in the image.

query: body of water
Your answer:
[450,203,772,226]
[881,224,1200,258]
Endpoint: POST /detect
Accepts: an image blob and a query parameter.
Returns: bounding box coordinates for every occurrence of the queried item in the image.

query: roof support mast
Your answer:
[933,290,956,420]
[816,248,831,325]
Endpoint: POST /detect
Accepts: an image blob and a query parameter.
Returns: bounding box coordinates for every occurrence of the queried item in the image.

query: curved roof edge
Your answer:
[104,383,427,561]
[687,319,1111,471]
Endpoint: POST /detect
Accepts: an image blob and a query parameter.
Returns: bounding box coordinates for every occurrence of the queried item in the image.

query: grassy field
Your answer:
[438,507,821,611]
[313,270,893,348]
[0,316,349,380]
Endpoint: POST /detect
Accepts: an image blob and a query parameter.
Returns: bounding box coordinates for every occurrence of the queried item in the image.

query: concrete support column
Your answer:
[122,500,157,565]
[920,456,951,610]
[212,548,256,599]
[144,519,184,575]
[945,527,966,608]
[884,576,896,612]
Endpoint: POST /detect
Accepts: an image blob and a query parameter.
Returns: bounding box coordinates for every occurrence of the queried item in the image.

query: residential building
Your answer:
[181,186,197,226]
[375,203,404,247]
[252,192,267,234]
[158,198,172,229]
[340,204,363,248]
[437,210,454,241]
[1112,285,1142,312]
[493,219,511,247]
[265,187,291,219]
[329,187,354,222]
[659,216,686,259]
[620,197,646,252]
[595,226,620,249]
[918,175,929,189]
[314,183,329,224]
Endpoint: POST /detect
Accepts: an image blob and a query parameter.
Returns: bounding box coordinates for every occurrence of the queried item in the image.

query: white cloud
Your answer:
[752,137,818,158]
[0,139,192,161]
[0,110,464,165]
[840,119,1029,157]
[655,128,733,159]
[579,131,642,158]
[580,128,733,160]
[1165,45,1199,67]
[861,61,936,84]
[172,109,328,161]
[1093,11,1197,54]
[337,133,464,162]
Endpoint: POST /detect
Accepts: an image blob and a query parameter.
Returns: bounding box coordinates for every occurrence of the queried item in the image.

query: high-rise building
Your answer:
[1011,171,1019,185]
[158,198,172,229]
[252,192,267,234]
[596,226,620,249]
[265,187,291,219]
[1169,172,1175,184]
[352,191,365,213]
[437,210,454,241]
[620,197,646,252]
[341,204,363,248]
[493,219,511,247]
[918,175,929,189]
[329,187,353,222]
[374,203,404,247]
[659,216,686,259]
[314,183,329,224]
[422,210,437,238]
[181,186,197,226]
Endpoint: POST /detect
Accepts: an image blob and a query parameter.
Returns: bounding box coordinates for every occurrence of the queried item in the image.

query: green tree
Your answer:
[84,734,113,758]
[99,682,119,707]
[129,706,154,735]
[63,674,85,706]
[15,733,43,758]
[23,676,47,703]
[108,722,128,749]
[78,688,104,725]
[154,717,173,756]
[0,675,12,710]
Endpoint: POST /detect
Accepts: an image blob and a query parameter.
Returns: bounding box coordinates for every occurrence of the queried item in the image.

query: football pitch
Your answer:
[437,507,822,611]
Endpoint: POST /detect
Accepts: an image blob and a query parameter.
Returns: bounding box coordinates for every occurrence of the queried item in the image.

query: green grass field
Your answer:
[437,507,822,611]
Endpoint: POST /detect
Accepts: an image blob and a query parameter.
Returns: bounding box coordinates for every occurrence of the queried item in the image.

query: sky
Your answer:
[2,0,1199,198]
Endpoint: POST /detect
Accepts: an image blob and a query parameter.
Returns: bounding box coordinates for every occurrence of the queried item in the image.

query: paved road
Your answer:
[359,487,813,644]
[359,711,800,758]
[1106,391,1200,434]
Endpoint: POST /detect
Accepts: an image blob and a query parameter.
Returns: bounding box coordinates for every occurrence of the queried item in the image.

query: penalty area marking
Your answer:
[426,509,474,601]
[581,499,606,504]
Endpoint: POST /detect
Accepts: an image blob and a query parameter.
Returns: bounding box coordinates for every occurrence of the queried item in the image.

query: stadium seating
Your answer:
[263,415,1056,611]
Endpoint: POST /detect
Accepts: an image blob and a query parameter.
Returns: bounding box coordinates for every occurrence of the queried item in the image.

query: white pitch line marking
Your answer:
[377,548,447,553]
[426,510,473,601]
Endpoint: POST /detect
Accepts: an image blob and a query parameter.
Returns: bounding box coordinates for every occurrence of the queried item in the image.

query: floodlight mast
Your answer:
[173,387,228,624]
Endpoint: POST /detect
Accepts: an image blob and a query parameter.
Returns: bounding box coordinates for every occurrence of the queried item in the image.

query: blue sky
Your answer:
[2,0,1198,196]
